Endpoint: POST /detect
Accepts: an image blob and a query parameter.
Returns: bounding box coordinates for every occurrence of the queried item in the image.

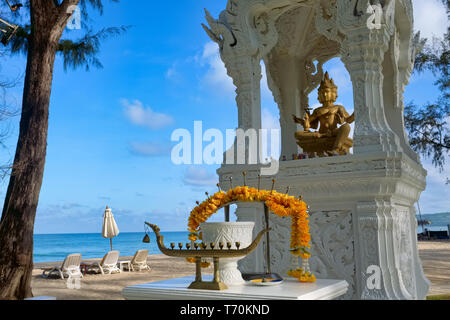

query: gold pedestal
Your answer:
[188,281,228,291]
[188,257,229,291]
[296,136,353,158]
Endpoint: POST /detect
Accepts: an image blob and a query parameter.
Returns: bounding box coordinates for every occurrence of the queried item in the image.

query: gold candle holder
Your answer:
[145,222,269,291]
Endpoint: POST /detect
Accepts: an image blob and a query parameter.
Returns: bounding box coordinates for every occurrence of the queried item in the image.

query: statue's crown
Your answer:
[319,72,337,91]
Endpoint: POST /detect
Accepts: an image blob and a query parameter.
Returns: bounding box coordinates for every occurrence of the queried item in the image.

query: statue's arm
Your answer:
[309,111,319,130]
[337,106,354,124]
[292,114,303,124]
[292,114,312,131]
[346,112,355,124]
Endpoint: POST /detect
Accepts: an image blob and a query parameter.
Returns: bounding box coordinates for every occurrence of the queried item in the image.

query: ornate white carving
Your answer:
[315,0,339,41]
[309,210,356,300]
[392,208,417,298]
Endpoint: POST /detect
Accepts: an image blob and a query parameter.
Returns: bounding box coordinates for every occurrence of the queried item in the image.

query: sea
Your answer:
[416,212,450,234]
[33,231,189,263]
[33,212,450,263]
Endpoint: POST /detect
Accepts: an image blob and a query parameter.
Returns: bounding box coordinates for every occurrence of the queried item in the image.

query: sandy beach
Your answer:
[31,241,449,300]
[32,255,213,300]
[417,241,450,296]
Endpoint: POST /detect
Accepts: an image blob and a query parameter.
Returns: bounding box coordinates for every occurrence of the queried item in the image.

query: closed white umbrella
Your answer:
[102,206,119,251]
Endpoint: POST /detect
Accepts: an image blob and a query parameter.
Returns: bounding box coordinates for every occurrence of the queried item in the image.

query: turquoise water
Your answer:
[416,212,450,234]
[33,232,189,263]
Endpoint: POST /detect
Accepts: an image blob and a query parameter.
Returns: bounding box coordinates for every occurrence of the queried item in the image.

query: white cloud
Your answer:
[202,42,219,60]
[261,63,275,100]
[183,166,218,187]
[200,42,236,95]
[415,158,450,214]
[261,107,281,160]
[328,65,352,92]
[262,107,280,131]
[423,159,450,185]
[121,99,174,130]
[413,0,448,40]
[199,47,277,101]
[165,61,184,82]
[166,65,178,80]
[129,141,171,157]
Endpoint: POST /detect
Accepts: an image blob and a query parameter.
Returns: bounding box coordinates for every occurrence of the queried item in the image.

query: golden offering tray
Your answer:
[145,222,270,291]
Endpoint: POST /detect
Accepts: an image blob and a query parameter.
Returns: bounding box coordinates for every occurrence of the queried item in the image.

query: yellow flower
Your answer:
[185,186,315,283]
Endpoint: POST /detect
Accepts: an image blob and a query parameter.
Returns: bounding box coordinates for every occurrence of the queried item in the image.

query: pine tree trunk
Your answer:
[0,1,70,300]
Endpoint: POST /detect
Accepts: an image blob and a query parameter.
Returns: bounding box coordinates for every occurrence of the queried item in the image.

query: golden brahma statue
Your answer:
[293,72,354,158]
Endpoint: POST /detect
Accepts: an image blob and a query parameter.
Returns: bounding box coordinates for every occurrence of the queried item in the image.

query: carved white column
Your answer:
[203,9,263,165]
[383,26,424,164]
[354,198,430,300]
[204,8,267,274]
[270,56,301,160]
[231,56,263,132]
[338,1,402,154]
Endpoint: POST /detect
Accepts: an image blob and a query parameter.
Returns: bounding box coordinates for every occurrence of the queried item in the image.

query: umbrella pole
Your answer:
[110,238,113,251]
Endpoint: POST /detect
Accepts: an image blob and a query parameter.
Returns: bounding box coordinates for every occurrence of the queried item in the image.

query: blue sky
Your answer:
[0,0,448,234]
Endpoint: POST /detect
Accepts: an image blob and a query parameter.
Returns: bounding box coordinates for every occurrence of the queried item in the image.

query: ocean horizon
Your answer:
[33,212,449,263]
[33,231,189,263]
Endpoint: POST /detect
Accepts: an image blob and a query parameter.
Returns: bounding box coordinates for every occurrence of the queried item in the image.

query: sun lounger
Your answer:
[129,249,151,271]
[42,253,83,279]
[88,251,121,275]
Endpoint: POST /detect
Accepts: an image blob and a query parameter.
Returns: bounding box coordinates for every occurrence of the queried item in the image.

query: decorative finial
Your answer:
[319,71,337,91]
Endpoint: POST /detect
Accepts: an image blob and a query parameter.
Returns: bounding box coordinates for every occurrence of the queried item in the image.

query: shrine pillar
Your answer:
[338,6,401,154]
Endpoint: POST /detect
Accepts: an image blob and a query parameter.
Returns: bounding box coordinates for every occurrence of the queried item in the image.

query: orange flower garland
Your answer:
[186,186,315,283]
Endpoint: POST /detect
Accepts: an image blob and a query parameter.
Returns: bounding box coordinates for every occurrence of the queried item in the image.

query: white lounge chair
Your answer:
[42,253,83,280]
[129,249,151,271]
[88,251,121,275]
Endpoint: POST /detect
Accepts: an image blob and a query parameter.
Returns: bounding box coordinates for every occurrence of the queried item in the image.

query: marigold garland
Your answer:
[186,186,315,283]
[287,269,316,283]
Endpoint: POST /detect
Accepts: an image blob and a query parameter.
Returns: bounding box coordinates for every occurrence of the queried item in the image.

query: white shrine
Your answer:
[203,0,430,300]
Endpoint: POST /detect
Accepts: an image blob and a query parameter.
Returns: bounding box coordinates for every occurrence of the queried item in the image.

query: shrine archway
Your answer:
[204,0,430,300]
[203,0,421,162]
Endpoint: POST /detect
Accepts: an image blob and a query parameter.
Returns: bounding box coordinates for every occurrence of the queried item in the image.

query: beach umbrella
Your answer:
[102,206,119,251]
